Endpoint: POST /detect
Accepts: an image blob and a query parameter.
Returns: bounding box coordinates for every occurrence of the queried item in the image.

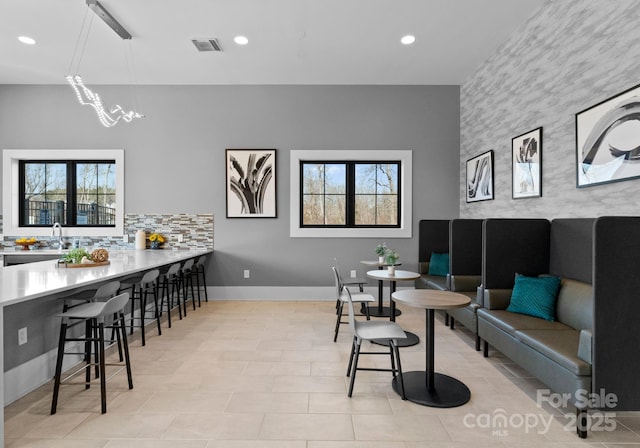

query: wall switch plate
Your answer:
[18,327,27,346]
[243,269,250,279]
[350,270,357,278]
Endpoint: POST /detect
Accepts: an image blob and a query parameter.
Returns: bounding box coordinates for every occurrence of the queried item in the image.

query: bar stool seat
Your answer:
[51,292,133,415]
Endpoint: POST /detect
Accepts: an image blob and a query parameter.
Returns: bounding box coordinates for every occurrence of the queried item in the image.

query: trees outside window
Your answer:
[301,161,400,228]
[19,160,116,227]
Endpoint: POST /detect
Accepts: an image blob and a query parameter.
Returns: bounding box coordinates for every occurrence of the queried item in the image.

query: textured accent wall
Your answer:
[460,0,640,218]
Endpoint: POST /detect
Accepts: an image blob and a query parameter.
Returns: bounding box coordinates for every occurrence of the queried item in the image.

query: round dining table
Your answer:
[360,260,402,318]
[366,269,421,347]
[390,289,471,407]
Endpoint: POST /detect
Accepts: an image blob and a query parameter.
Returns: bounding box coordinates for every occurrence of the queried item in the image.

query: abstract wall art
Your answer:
[226,149,277,218]
[466,150,494,203]
[576,83,640,188]
[512,127,542,199]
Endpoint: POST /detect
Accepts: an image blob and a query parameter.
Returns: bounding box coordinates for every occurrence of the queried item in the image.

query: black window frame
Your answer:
[300,160,401,228]
[18,159,117,228]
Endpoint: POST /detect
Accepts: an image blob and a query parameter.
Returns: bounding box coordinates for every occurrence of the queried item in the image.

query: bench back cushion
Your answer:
[556,278,593,331]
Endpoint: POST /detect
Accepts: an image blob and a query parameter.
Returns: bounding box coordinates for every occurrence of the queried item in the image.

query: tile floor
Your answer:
[5,299,640,447]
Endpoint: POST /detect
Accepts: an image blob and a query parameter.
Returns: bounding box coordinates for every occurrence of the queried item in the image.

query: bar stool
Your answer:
[51,292,133,414]
[194,255,209,303]
[120,269,161,346]
[158,263,183,327]
[61,281,122,375]
[180,259,197,313]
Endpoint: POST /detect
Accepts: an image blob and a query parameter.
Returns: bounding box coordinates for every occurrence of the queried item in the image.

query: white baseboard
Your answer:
[207,285,410,300]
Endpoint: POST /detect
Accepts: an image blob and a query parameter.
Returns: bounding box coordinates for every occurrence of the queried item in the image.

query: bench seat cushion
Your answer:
[478,309,571,336]
[515,329,591,376]
[425,275,448,290]
[416,274,448,290]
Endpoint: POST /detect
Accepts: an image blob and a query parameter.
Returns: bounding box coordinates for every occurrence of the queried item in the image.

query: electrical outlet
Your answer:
[177,234,184,243]
[243,269,250,279]
[350,270,357,278]
[123,234,129,243]
[18,327,27,346]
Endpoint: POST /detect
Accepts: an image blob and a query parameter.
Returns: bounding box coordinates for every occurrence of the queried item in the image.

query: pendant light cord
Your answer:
[68,6,94,75]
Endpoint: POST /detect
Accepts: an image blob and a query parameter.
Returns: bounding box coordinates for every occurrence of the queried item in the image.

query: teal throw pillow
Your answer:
[428,252,449,277]
[506,274,561,321]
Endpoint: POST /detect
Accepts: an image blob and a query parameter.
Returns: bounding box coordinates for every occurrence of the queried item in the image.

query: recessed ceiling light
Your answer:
[401,35,416,45]
[18,36,36,45]
[234,35,249,45]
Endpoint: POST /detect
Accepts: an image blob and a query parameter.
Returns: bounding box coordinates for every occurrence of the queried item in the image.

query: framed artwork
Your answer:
[576,83,640,188]
[512,127,542,199]
[226,149,277,218]
[466,150,494,203]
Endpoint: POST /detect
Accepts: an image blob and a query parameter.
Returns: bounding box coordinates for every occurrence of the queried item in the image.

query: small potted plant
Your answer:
[148,233,165,249]
[375,243,387,264]
[385,248,399,274]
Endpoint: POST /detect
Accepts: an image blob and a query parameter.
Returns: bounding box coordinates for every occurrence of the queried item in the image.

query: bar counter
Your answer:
[0,248,212,306]
[0,248,212,443]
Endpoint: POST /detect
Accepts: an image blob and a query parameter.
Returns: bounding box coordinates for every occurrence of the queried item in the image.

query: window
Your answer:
[290,150,412,238]
[19,160,116,227]
[301,161,400,227]
[3,149,124,237]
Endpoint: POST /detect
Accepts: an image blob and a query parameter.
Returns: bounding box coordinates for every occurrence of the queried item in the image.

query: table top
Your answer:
[367,269,420,281]
[0,249,212,307]
[391,289,471,310]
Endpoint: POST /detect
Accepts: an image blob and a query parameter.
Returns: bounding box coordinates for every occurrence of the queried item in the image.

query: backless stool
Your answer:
[51,292,133,414]
[120,269,161,346]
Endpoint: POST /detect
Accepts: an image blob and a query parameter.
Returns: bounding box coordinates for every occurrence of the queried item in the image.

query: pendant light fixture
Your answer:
[66,0,144,127]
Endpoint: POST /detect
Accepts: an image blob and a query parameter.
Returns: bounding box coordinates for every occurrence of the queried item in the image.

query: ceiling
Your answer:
[0,0,546,85]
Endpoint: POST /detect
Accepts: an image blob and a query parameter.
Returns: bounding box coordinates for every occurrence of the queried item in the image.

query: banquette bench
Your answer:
[415,216,640,438]
[416,219,483,347]
[477,218,595,437]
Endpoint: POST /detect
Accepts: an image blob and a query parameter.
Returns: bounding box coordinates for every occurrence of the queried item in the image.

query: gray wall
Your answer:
[1,84,461,287]
[460,0,640,218]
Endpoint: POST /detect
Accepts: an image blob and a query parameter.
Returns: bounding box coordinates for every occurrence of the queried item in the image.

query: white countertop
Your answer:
[0,249,212,307]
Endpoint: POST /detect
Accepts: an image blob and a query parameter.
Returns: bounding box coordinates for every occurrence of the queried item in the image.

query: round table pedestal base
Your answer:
[368,306,401,318]
[371,331,420,347]
[392,371,470,408]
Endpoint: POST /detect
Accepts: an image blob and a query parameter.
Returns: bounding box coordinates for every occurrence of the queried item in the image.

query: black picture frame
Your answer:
[226,149,277,218]
[512,127,542,199]
[576,83,640,188]
[466,150,494,203]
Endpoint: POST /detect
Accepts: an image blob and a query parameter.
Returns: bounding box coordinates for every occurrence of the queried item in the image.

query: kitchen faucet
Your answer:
[52,222,63,251]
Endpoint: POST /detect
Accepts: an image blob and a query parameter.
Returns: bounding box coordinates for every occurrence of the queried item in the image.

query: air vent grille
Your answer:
[192,38,222,52]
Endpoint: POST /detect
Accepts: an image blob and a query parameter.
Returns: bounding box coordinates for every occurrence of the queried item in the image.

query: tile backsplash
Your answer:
[0,213,214,250]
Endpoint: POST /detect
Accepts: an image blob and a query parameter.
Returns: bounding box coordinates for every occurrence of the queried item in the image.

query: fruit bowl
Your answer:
[15,240,36,250]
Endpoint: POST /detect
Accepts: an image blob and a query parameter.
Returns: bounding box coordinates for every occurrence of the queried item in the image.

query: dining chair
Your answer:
[332,266,374,342]
[343,287,407,399]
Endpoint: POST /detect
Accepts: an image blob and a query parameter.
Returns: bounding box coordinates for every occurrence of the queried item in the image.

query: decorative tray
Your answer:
[58,261,110,268]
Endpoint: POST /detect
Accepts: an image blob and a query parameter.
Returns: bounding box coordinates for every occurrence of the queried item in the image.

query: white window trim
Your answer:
[290,150,412,238]
[2,149,124,237]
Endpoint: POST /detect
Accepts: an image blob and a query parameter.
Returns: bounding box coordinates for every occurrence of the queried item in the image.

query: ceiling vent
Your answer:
[191,38,223,52]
